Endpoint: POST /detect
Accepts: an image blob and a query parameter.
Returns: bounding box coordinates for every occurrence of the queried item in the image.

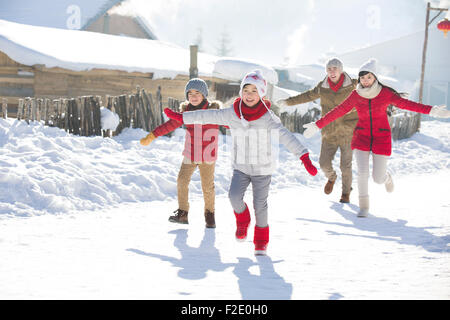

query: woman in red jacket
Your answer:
[140,78,221,227]
[303,58,450,217]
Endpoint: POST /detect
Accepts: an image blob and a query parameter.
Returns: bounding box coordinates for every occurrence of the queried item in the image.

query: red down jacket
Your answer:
[316,87,432,156]
[152,100,219,162]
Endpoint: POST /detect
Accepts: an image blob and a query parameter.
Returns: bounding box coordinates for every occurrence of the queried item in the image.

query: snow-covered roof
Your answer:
[213,58,278,84]
[0,0,124,30]
[0,19,279,84]
[0,19,216,79]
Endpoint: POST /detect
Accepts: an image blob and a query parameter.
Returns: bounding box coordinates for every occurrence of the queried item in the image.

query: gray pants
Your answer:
[228,169,271,227]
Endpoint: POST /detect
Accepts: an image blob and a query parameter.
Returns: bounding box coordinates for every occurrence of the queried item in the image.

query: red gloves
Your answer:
[300,153,318,176]
[164,108,183,123]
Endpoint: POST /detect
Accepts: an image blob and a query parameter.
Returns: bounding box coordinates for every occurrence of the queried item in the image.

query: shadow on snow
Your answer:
[127,228,292,299]
[296,201,450,253]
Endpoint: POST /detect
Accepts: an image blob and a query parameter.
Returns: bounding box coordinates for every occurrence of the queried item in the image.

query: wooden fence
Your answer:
[106,86,166,136]
[0,86,171,137]
[277,105,421,141]
[0,90,421,141]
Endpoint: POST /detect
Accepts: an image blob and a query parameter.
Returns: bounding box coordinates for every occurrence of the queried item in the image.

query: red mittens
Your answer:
[300,153,318,176]
[164,108,183,123]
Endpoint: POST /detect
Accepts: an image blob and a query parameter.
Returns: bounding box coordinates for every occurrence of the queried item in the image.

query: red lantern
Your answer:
[437,18,450,37]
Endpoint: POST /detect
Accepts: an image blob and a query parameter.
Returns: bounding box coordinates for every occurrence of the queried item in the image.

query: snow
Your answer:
[100,107,119,131]
[0,117,449,299]
[213,58,278,84]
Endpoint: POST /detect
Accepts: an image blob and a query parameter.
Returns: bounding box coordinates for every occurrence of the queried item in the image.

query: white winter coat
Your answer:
[182,107,308,176]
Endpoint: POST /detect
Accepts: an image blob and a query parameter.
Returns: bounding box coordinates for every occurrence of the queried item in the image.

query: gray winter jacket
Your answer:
[182,107,309,176]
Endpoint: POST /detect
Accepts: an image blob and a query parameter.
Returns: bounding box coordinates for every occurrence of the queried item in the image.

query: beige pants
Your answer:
[319,140,353,194]
[177,157,215,212]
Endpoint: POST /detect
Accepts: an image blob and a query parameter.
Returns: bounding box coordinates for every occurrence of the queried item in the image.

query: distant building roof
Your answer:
[0,0,124,30]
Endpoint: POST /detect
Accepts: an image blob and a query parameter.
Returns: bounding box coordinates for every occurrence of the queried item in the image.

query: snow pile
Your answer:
[213,58,279,84]
[0,117,321,217]
[100,107,120,131]
[1,116,449,218]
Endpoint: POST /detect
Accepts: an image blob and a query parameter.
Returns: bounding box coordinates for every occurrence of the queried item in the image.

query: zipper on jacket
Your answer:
[369,99,373,151]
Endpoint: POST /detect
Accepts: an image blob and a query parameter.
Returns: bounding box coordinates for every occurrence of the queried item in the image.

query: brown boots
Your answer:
[324,179,335,194]
[325,179,352,203]
[204,209,216,228]
[169,209,188,224]
[169,208,216,228]
[339,187,353,203]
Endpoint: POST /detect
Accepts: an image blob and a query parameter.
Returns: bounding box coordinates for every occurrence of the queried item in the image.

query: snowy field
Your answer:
[0,117,449,300]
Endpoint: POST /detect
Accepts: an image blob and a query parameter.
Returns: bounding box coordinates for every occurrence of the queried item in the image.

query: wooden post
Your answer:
[17,99,24,120]
[43,98,50,125]
[56,99,63,128]
[63,99,69,131]
[93,96,102,136]
[73,99,80,135]
[141,89,153,131]
[79,97,85,136]
[136,88,147,131]
[156,86,164,126]
[24,98,30,123]
[189,45,198,79]
[36,98,42,122]
[85,97,93,136]
[1,98,7,119]
[31,98,37,122]
[419,2,430,106]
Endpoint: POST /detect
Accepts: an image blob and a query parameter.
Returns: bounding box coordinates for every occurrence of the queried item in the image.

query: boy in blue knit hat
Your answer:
[140,78,222,227]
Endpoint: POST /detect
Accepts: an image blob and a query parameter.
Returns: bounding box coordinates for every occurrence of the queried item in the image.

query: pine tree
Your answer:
[216,28,233,57]
[194,27,203,52]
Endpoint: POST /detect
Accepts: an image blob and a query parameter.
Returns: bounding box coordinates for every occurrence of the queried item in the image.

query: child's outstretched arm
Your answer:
[268,116,318,176]
[140,118,182,146]
[165,107,231,126]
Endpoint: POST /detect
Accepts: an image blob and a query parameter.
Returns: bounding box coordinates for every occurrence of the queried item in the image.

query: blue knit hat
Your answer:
[185,78,209,99]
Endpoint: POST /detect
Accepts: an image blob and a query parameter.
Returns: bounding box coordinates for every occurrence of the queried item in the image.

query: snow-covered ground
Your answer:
[0,117,449,299]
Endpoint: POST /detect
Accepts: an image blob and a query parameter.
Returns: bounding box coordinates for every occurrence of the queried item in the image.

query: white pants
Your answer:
[354,149,389,198]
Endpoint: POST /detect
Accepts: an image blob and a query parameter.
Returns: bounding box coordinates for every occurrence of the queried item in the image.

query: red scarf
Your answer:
[327,73,345,92]
[233,98,271,121]
[186,99,209,111]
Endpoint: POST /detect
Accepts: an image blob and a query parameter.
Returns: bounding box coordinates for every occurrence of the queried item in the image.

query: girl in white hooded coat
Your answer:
[164,70,318,255]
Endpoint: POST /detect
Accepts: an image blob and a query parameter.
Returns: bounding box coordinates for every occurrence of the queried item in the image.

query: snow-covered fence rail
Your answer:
[278,107,421,141]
